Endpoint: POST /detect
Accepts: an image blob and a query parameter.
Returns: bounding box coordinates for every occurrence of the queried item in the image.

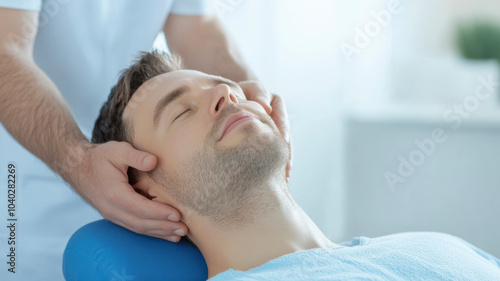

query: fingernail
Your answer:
[174,229,185,236]
[144,156,153,166]
[168,215,179,222]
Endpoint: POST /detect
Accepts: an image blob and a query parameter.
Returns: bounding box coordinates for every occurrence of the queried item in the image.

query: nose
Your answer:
[208,84,239,118]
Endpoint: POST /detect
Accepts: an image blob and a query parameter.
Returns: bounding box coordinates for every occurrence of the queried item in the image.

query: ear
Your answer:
[132,176,162,202]
[132,175,183,211]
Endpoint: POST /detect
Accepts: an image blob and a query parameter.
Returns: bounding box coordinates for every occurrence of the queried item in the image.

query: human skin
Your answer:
[123,70,338,278]
[0,8,290,241]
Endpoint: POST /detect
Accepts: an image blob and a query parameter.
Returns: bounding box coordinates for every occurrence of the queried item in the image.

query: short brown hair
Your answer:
[92,50,182,145]
[91,50,182,184]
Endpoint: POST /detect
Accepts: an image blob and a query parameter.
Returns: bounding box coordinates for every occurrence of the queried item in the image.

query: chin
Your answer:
[168,119,289,225]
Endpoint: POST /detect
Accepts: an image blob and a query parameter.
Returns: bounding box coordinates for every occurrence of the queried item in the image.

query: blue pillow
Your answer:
[63,219,208,281]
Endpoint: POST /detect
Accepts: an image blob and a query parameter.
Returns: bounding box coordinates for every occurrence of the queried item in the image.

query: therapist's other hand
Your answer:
[238,81,293,181]
[75,141,187,242]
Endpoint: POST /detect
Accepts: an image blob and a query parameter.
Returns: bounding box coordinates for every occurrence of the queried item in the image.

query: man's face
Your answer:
[123,70,289,223]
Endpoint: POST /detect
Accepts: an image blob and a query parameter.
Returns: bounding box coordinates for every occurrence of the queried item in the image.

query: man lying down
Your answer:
[92,50,500,280]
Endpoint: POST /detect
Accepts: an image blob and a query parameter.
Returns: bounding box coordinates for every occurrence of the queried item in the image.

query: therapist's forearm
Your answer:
[0,50,92,185]
[165,14,257,82]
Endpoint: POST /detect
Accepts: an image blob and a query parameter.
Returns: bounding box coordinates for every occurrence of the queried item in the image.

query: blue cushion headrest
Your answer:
[63,219,208,281]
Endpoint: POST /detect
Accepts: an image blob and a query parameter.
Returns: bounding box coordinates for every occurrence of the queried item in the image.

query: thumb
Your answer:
[238,81,272,114]
[112,142,157,172]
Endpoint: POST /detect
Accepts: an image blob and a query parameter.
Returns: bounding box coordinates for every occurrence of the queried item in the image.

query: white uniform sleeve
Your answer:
[0,0,41,11]
[170,0,211,15]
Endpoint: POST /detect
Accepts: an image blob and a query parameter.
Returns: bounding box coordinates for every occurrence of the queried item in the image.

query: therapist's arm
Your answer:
[0,8,187,242]
[164,14,292,178]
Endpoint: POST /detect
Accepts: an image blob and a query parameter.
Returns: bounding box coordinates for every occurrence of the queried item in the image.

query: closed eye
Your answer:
[173,108,190,122]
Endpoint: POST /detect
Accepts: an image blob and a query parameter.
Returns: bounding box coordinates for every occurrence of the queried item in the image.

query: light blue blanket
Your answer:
[210,232,500,280]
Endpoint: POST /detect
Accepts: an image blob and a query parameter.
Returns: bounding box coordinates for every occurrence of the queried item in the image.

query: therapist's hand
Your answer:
[73,141,187,242]
[238,81,293,181]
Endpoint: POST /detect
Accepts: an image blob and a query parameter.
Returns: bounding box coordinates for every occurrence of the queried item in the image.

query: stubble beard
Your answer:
[166,110,290,227]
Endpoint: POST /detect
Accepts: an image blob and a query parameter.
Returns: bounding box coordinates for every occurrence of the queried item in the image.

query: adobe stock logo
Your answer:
[339,0,411,63]
[212,0,243,19]
[385,75,499,192]
[6,0,70,55]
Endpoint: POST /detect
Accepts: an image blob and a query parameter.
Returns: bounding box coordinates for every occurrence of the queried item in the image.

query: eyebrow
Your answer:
[152,77,241,129]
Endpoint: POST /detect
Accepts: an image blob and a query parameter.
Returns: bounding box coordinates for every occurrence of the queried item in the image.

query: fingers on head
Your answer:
[104,211,188,241]
[240,82,272,112]
[129,194,181,221]
[270,94,291,141]
[127,198,188,235]
[123,144,156,171]
[133,219,188,237]
[256,87,272,107]
[101,188,182,222]
[104,141,155,171]
[270,94,289,120]
[165,235,182,243]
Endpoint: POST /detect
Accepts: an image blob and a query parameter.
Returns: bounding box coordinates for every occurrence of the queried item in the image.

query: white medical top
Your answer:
[0,0,209,179]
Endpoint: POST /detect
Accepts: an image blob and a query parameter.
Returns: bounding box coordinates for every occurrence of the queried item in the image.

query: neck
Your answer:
[184,179,339,278]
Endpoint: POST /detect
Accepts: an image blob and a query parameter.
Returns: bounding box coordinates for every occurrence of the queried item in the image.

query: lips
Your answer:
[219,112,257,141]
